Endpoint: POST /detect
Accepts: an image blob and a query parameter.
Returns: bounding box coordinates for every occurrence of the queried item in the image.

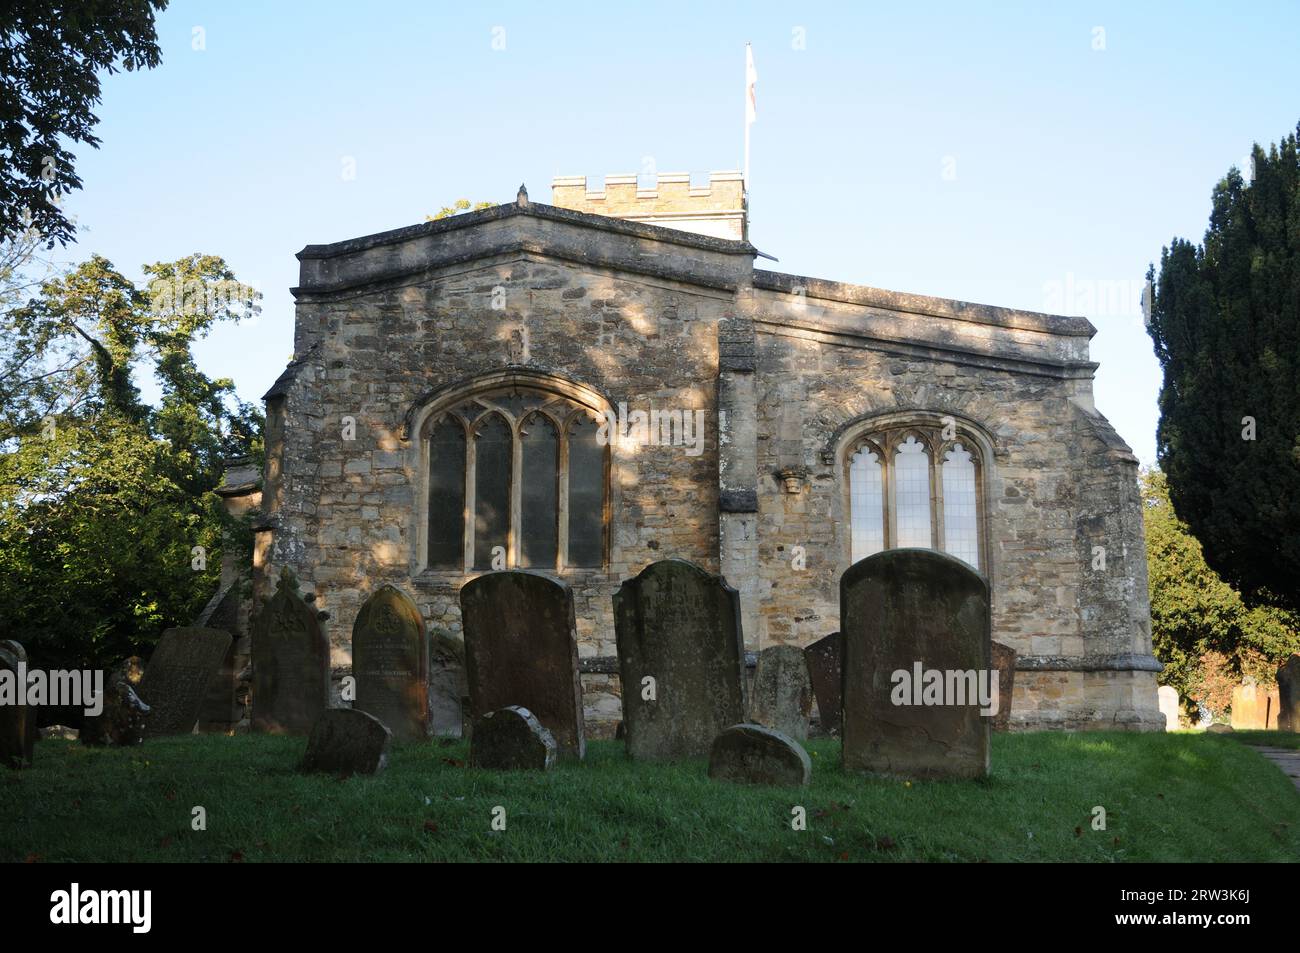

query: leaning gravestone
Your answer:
[841,548,991,780]
[471,706,557,771]
[804,632,842,734]
[460,571,585,759]
[300,708,391,776]
[0,640,34,769]
[1277,655,1299,732]
[708,724,811,786]
[252,569,329,735]
[353,585,428,741]
[138,627,233,737]
[749,645,812,741]
[990,640,1017,732]
[1157,685,1180,732]
[613,559,745,761]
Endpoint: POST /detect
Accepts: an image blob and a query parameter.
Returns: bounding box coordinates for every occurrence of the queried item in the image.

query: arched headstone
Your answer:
[613,559,745,760]
[841,548,991,779]
[459,571,585,759]
[353,585,428,740]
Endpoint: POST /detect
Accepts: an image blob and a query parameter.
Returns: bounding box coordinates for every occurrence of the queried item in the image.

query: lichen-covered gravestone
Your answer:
[252,569,329,735]
[613,559,745,761]
[353,585,428,740]
[0,640,34,769]
[428,630,467,737]
[459,571,585,759]
[708,724,811,786]
[300,708,391,776]
[749,645,812,741]
[804,631,842,734]
[471,706,557,770]
[138,627,233,737]
[989,640,1017,732]
[1277,655,1299,732]
[841,548,991,780]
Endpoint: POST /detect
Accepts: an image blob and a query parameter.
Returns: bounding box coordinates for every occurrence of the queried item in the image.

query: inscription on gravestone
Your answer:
[353,585,428,740]
[613,559,745,761]
[138,627,233,737]
[252,569,329,735]
[804,631,842,734]
[460,571,585,759]
[841,548,991,780]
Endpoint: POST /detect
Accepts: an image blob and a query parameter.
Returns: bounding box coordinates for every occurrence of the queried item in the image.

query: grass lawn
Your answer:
[2,731,1298,862]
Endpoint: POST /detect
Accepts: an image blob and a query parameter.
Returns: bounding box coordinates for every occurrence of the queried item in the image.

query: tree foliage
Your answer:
[1142,469,1299,714]
[0,246,261,672]
[426,199,494,221]
[0,1,167,246]
[1146,121,1300,613]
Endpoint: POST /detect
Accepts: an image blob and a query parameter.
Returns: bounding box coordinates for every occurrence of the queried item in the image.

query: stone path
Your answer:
[1249,746,1300,792]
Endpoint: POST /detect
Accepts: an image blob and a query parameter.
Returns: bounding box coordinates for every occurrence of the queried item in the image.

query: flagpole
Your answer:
[743,42,752,194]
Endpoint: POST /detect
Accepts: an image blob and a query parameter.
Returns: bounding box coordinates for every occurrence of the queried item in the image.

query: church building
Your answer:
[234,171,1163,732]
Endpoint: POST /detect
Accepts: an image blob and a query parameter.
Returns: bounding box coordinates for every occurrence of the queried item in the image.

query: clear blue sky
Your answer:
[57,0,1300,467]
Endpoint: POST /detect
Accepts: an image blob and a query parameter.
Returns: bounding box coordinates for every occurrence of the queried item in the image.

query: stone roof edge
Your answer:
[752,269,1098,340]
[296,200,759,262]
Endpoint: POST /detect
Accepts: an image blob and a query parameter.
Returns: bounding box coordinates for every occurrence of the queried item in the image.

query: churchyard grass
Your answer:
[2,731,1296,863]
[1231,729,1300,750]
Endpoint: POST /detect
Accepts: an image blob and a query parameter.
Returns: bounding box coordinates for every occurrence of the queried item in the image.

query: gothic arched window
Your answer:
[845,423,986,571]
[421,387,608,572]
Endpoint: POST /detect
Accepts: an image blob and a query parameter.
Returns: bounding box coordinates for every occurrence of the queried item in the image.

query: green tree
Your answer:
[0,251,261,675]
[0,1,168,247]
[427,199,494,221]
[1142,469,1299,716]
[1145,121,1300,614]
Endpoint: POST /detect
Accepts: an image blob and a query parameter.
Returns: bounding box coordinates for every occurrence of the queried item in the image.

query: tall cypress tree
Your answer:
[1147,122,1300,612]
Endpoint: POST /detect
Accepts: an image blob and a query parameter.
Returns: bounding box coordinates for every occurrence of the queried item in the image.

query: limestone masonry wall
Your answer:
[255,198,1162,734]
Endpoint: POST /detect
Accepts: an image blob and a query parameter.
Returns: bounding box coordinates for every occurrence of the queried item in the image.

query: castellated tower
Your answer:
[551,171,746,240]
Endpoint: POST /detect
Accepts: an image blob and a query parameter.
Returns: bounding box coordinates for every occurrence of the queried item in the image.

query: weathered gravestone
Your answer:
[429,630,467,737]
[613,559,745,761]
[81,675,150,747]
[195,583,250,731]
[841,549,991,780]
[300,708,391,776]
[138,627,233,737]
[1230,680,1279,730]
[804,631,842,734]
[252,569,329,735]
[460,571,585,759]
[1277,655,1300,732]
[749,645,812,741]
[990,640,1017,732]
[353,585,428,740]
[0,640,34,769]
[708,724,811,786]
[471,706,557,771]
[1157,685,1180,732]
